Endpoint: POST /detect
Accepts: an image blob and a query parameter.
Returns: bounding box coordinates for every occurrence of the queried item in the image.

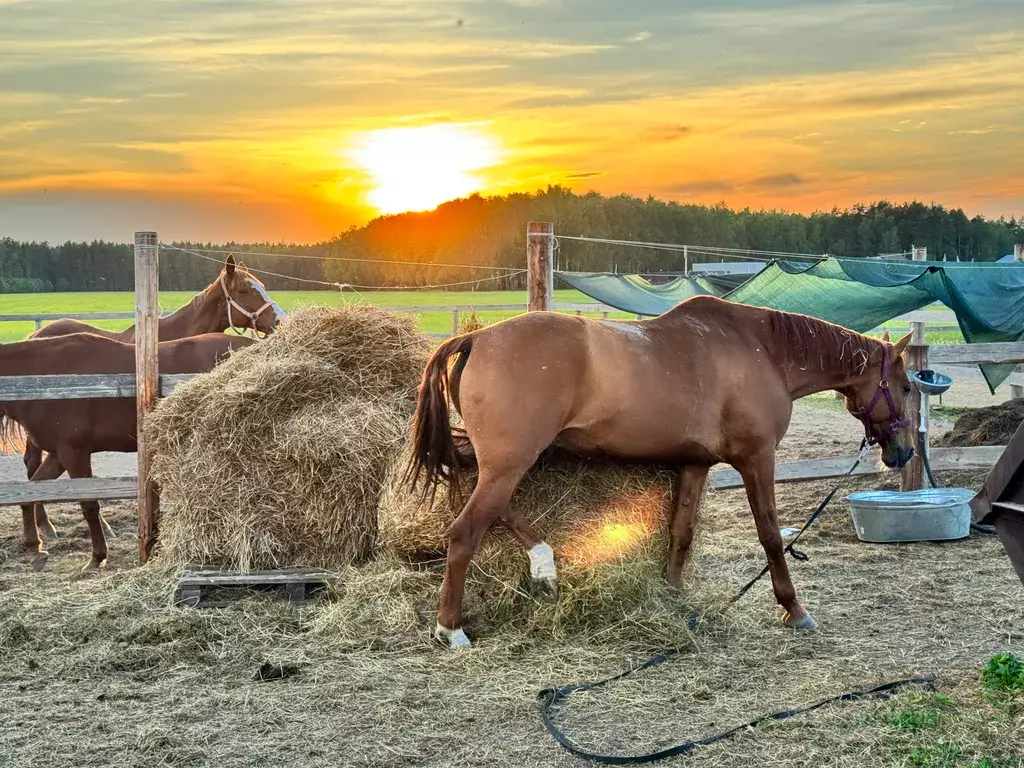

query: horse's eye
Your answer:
[902,385,912,395]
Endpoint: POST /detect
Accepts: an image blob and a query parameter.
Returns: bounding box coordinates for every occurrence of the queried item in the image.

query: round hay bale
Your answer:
[378,445,709,641]
[145,306,429,571]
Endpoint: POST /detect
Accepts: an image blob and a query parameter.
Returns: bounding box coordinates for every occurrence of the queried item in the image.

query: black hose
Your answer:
[919,429,996,536]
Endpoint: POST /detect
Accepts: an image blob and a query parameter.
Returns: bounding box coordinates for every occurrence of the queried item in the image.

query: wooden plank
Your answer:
[929,342,1024,366]
[709,445,1005,491]
[0,373,199,400]
[135,231,160,565]
[872,324,961,334]
[993,501,1024,514]
[0,312,147,322]
[0,477,138,506]
[178,568,332,607]
[2,304,617,326]
[181,569,331,586]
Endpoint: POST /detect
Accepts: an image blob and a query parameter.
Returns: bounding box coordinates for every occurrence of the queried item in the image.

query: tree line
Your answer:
[2,188,1021,293]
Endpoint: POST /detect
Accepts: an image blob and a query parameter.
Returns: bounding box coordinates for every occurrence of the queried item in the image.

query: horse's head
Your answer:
[219,255,285,338]
[843,331,916,469]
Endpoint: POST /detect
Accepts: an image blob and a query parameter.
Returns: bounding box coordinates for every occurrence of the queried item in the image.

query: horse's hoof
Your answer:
[531,577,560,603]
[31,552,48,572]
[82,556,107,572]
[434,622,472,649]
[782,610,818,631]
[101,521,116,539]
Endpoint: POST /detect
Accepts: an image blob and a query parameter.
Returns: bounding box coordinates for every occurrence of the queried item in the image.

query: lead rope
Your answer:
[537,440,937,764]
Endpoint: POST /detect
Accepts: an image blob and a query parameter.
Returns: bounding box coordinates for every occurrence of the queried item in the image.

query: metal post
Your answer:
[527,222,554,311]
[1014,244,1023,262]
[683,245,689,275]
[134,231,160,564]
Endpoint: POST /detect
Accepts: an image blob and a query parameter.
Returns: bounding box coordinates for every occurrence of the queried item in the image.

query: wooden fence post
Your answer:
[901,320,928,491]
[527,222,554,311]
[451,308,460,335]
[135,231,160,564]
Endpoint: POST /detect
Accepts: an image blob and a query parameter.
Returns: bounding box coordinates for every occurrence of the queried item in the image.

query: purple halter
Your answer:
[854,344,912,446]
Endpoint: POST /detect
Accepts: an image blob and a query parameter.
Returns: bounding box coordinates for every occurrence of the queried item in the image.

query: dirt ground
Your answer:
[1,394,1022,767]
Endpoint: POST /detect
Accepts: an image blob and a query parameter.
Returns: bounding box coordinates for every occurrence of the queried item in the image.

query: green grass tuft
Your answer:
[981,652,1024,693]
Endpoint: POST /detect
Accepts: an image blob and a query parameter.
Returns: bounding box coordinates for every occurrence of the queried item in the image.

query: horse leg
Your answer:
[736,452,816,631]
[21,453,68,571]
[58,450,107,571]
[666,465,710,588]
[502,513,559,602]
[29,450,62,542]
[32,453,115,541]
[436,465,529,649]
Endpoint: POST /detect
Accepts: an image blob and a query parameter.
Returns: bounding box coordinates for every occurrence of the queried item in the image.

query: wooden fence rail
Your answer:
[1,447,1005,506]
[0,303,619,337]
[0,373,197,401]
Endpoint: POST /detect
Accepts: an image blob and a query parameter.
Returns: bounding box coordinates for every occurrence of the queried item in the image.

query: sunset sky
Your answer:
[1,0,1021,243]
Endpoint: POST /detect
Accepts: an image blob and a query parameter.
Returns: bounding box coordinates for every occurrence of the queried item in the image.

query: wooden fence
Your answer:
[1,225,1021,556]
[0,303,620,340]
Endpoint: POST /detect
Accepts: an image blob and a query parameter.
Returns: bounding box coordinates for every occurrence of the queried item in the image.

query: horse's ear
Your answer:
[892,331,913,357]
[225,254,236,275]
[880,330,891,343]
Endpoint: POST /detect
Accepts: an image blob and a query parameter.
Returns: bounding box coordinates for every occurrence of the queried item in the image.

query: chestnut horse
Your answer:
[406,296,915,648]
[23,254,283,541]
[0,332,254,569]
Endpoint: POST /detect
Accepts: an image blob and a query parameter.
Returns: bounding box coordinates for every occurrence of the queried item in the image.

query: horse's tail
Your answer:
[404,333,475,507]
[0,408,27,455]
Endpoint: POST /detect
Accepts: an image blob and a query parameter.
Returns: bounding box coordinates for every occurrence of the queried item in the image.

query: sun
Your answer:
[351,124,498,215]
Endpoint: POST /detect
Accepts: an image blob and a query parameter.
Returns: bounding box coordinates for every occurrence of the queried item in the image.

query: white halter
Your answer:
[219,273,284,339]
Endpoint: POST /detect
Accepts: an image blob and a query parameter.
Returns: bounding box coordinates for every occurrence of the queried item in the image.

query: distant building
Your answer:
[690,261,766,275]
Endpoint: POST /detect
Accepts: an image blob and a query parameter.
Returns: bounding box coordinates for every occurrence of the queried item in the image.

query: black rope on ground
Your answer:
[536,441,943,763]
[538,676,936,765]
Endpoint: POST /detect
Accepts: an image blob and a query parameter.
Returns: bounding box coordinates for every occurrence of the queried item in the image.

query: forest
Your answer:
[1,187,1021,293]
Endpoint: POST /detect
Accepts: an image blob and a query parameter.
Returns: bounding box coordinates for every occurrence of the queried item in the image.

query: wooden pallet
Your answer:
[178,568,332,607]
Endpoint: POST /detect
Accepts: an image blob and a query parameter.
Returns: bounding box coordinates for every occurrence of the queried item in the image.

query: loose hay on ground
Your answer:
[379,446,730,644]
[144,306,429,571]
[937,398,1024,447]
[1,457,1021,767]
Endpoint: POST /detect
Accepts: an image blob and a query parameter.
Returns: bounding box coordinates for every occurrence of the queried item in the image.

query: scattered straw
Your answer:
[937,399,1024,447]
[379,445,726,643]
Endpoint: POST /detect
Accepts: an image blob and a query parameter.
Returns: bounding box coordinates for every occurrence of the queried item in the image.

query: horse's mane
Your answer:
[763,309,880,379]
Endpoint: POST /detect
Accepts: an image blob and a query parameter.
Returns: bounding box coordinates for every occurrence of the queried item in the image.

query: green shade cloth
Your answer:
[555,258,1024,392]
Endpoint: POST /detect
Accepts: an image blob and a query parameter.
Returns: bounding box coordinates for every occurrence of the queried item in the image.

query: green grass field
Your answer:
[0,289,629,342]
[0,290,966,344]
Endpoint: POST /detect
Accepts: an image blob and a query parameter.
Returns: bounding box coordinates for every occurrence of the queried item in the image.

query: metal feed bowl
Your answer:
[910,369,953,396]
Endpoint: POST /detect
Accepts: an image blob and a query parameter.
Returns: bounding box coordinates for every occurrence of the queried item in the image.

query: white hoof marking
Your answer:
[435,622,471,649]
[529,542,557,582]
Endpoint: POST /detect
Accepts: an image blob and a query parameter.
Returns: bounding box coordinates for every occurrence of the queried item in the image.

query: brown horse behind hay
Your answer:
[23,254,282,542]
[0,332,255,569]
[406,296,916,648]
